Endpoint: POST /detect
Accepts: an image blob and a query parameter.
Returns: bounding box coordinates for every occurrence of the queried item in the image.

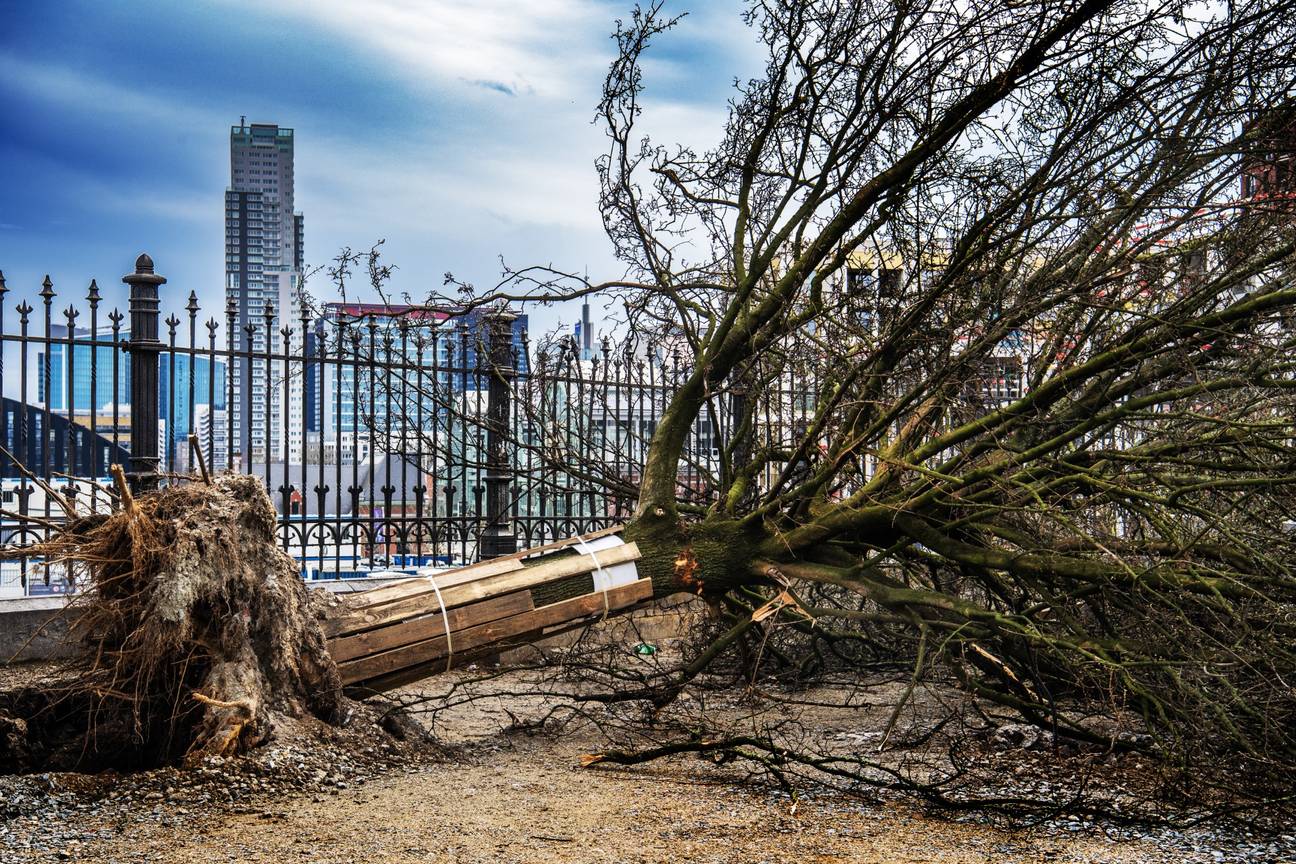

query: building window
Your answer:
[845,268,874,297]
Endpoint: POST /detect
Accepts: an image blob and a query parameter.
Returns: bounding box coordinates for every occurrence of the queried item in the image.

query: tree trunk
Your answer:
[624,509,768,598]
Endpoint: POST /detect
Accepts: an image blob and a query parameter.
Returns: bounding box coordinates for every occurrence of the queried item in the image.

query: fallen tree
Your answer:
[399,0,1296,806]
[13,0,1292,815]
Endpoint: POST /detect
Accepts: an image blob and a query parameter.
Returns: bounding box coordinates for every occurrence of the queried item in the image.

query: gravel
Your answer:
[2,664,1293,863]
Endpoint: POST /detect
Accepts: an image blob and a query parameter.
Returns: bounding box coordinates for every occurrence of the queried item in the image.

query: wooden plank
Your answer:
[339,577,654,686]
[330,528,625,613]
[325,542,642,638]
[491,524,626,563]
[328,590,534,663]
[341,578,654,688]
[339,557,525,610]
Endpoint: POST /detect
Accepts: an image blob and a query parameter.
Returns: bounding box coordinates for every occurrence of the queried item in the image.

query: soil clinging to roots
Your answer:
[0,475,343,774]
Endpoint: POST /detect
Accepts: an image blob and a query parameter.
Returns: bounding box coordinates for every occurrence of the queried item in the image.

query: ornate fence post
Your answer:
[480,308,518,559]
[122,253,165,493]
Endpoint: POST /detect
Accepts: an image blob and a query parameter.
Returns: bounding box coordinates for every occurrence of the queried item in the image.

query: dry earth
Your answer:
[3,660,1292,863]
[25,742,1206,864]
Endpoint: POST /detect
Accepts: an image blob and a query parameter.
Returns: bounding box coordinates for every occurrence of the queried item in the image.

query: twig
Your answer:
[879,622,927,752]
[189,434,212,484]
[52,471,119,503]
[0,508,67,532]
[0,441,77,518]
[192,691,254,715]
[110,464,136,515]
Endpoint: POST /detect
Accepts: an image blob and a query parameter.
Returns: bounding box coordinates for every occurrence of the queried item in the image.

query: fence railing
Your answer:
[0,254,789,596]
[0,253,1042,597]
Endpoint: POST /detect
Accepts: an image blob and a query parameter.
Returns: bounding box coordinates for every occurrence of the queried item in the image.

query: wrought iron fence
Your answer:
[0,253,810,596]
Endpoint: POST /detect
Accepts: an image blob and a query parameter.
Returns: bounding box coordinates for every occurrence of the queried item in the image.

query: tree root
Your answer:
[0,475,344,774]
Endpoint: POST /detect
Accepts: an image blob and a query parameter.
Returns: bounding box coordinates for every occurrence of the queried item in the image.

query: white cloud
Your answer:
[1,2,762,334]
[0,52,225,132]
[212,0,615,99]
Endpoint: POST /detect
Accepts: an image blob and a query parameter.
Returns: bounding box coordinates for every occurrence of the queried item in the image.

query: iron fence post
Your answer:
[123,253,165,493]
[480,308,518,559]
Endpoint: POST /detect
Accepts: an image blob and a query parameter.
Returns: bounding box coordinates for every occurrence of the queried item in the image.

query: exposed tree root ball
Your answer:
[0,475,343,773]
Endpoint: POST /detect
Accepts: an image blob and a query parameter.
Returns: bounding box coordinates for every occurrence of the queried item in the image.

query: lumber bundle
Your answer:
[324,530,653,692]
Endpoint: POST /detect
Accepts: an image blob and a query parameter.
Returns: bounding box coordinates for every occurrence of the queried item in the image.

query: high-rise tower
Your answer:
[225,119,306,466]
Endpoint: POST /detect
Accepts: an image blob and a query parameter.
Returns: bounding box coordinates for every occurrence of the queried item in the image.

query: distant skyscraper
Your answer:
[158,354,227,467]
[37,324,131,412]
[193,404,230,472]
[576,301,594,360]
[38,326,228,472]
[226,119,306,465]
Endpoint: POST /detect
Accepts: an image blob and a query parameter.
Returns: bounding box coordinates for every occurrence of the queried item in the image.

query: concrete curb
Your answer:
[0,597,74,663]
[0,576,425,665]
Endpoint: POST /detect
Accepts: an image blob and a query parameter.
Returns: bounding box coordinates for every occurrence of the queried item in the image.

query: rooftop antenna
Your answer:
[240,115,246,130]
[580,265,593,359]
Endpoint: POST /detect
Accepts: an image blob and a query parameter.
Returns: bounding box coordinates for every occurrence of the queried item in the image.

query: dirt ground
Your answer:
[56,740,1187,864]
[4,658,1287,864]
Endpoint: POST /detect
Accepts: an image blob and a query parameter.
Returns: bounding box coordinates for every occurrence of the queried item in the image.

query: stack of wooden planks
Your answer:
[324,529,654,692]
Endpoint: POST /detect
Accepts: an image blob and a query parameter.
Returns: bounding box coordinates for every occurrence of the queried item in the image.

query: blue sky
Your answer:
[0,0,756,337]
